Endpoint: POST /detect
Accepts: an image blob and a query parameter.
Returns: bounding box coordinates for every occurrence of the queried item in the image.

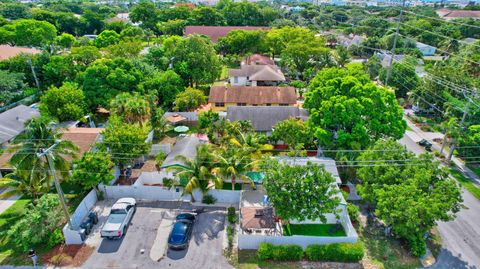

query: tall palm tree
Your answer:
[0,165,49,202]
[214,147,257,191]
[170,145,221,202]
[9,117,79,197]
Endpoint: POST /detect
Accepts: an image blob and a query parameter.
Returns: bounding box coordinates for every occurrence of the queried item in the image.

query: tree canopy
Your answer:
[39,82,86,122]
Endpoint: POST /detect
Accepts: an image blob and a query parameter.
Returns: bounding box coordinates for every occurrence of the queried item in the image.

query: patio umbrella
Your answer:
[174,125,189,133]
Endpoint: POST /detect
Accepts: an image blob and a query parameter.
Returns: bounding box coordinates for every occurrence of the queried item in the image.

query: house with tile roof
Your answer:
[0,45,41,61]
[229,64,286,86]
[436,8,480,20]
[184,26,270,42]
[208,86,297,112]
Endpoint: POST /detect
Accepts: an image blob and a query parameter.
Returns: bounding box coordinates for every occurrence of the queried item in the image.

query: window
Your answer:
[252,104,258,106]
[215,102,225,107]
[266,103,272,106]
[280,103,289,106]
[237,103,247,106]
[233,76,238,83]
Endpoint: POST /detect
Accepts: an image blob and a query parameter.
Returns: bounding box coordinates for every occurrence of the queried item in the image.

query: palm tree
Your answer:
[0,165,49,202]
[9,117,79,198]
[170,145,221,202]
[214,147,257,191]
[110,93,151,126]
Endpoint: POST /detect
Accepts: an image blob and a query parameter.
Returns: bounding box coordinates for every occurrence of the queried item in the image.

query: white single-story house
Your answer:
[416,42,436,56]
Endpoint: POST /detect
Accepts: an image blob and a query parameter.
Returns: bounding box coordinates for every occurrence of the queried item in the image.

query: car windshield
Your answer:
[172,222,187,235]
[110,208,126,214]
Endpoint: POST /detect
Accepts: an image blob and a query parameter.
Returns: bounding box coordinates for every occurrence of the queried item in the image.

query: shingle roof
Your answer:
[184,26,270,42]
[229,65,285,81]
[227,106,308,132]
[161,136,201,168]
[209,86,297,105]
[0,105,39,144]
[0,45,41,61]
[443,10,480,19]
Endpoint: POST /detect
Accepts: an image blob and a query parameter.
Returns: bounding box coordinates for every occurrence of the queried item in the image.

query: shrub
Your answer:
[202,193,217,204]
[227,207,237,224]
[257,243,303,261]
[257,243,274,260]
[227,226,234,248]
[347,203,360,223]
[47,229,65,248]
[155,151,166,166]
[306,242,364,262]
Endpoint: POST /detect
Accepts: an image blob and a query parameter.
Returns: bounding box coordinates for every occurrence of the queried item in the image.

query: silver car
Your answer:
[100,198,136,239]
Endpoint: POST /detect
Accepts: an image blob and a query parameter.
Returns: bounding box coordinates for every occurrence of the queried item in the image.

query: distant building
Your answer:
[336,34,365,48]
[436,8,480,20]
[0,45,41,61]
[208,86,297,112]
[227,106,308,134]
[416,42,436,56]
[229,65,285,86]
[184,26,270,42]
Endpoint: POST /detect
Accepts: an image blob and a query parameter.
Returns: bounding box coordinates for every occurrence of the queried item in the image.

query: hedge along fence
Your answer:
[257,242,364,263]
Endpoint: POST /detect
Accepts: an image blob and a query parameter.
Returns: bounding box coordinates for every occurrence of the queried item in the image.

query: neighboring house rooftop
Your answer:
[227,106,308,132]
[436,8,480,19]
[242,54,275,65]
[184,26,270,42]
[209,86,297,105]
[0,45,41,61]
[161,136,201,168]
[230,65,285,82]
[337,34,365,47]
[416,41,435,49]
[164,112,199,123]
[0,105,39,145]
[277,157,343,184]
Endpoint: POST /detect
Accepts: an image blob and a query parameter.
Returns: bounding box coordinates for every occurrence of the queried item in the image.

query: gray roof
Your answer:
[164,112,199,121]
[161,136,201,168]
[277,157,342,184]
[229,65,285,82]
[0,105,39,144]
[226,106,308,132]
[416,41,435,49]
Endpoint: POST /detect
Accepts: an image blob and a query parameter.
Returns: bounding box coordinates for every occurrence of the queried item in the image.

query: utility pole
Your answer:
[27,58,41,90]
[38,141,72,228]
[447,95,470,163]
[385,0,406,86]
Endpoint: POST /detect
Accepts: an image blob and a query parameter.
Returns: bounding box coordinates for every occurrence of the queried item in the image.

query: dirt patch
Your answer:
[42,244,94,267]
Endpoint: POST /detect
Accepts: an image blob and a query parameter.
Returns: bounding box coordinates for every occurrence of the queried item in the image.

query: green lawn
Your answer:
[449,168,480,200]
[283,224,346,237]
[237,250,302,269]
[467,164,480,178]
[222,182,242,191]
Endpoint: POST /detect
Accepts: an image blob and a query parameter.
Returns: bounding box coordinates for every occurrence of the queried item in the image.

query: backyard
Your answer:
[283,224,346,237]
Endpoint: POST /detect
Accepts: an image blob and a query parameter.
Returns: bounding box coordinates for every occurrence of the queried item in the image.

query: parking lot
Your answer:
[83,201,233,269]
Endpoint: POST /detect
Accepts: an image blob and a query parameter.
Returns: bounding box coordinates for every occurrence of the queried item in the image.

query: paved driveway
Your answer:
[83,201,233,269]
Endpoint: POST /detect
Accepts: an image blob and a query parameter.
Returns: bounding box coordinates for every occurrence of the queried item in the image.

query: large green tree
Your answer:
[379,57,420,98]
[261,158,341,222]
[0,70,25,105]
[72,152,114,192]
[39,82,86,122]
[140,70,184,108]
[0,19,57,47]
[217,29,266,55]
[173,87,207,112]
[304,64,406,149]
[164,35,221,87]
[109,92,151,126]
[356,139,463,257]
[271,118,314,149]
[188,7,226,26]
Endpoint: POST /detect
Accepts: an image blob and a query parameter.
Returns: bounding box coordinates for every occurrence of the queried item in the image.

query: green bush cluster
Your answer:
[202,193,217,204]
[47,229,65,248]
[227,226,234,248]
[347,203,360,223]
[305,242,364,262]
[227,206,237,224]
[258,242,365,262]
[257,243,303,261]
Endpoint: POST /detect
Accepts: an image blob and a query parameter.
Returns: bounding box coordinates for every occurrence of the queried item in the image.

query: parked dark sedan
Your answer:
[168,213,196,250]
[418,139,432,151]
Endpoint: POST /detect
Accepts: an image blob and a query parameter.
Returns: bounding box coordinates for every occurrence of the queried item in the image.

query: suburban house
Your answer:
[0,45,41,61]
[436,8,480,20]
[0,105,39,148]
[229,64,286,86]
[416,41,436,56]
[184,26,271,42]
[226,106,308,135]
[238,157,358,249]
[0,127,103,177]
[208,86,297,112]
[336,33,365,48]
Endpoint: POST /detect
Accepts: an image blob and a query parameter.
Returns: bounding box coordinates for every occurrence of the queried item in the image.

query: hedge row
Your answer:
[257,242,364,262]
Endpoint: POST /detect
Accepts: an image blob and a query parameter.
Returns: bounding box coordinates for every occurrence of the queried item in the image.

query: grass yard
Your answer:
[360,226,422,269]
[283,224,346,237]
[222,182,242,191]
[467,164,480,179]
[236,250,302,269]
[449,168,480,200]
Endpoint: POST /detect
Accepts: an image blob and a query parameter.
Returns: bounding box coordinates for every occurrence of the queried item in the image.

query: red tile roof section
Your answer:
[184,26,270,42]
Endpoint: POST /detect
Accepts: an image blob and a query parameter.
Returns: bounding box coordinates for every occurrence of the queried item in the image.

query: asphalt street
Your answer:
[399,132,480,269]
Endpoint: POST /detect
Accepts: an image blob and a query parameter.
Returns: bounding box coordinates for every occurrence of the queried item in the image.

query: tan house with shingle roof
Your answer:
[229,65,286,86]
[0,45,41,61]
[208,86,296,112]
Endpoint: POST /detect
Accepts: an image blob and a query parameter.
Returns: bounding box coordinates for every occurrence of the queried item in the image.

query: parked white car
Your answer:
[101,198,136,239]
